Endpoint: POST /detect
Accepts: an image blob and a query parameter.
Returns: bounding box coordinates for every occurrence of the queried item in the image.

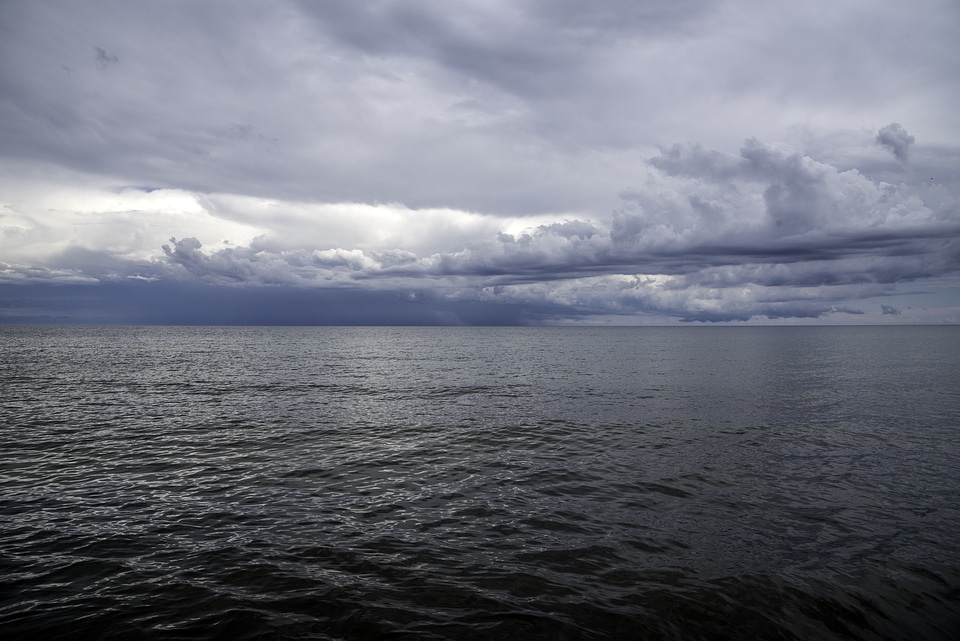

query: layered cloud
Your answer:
[1,1,958,323]
[154,136,958,321]
[5,132,953,323]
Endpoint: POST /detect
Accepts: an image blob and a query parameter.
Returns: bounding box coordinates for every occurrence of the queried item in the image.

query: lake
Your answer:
[2,326,958,639]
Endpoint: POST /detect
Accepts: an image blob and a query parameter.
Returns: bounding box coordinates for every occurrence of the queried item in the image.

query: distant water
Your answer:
[2,326,959,640]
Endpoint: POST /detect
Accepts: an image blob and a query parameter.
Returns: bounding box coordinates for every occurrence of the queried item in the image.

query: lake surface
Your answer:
[1,326,959,639]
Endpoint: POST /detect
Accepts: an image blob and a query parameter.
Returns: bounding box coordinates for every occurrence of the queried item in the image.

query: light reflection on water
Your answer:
[1,326,959,640]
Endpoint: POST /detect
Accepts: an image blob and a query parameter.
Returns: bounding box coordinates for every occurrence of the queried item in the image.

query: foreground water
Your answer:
[1,326,958,640]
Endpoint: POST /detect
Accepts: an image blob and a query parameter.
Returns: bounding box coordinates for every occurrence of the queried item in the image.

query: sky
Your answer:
[1,0,959,325]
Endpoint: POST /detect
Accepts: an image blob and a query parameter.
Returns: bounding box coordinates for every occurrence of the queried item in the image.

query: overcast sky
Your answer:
[1,0,958,324]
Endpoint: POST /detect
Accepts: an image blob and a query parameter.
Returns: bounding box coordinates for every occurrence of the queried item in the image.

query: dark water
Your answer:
[2,326,959,640]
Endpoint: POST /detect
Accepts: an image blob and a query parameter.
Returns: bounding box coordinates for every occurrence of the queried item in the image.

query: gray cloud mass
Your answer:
[1,0,958,324]
[876,123,916,164]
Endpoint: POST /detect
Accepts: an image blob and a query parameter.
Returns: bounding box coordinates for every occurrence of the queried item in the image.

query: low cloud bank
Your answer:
[3,132,958,323]
[152,135,958,322]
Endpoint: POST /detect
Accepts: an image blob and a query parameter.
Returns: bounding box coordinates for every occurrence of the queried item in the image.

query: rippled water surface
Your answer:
[2,326,959,640]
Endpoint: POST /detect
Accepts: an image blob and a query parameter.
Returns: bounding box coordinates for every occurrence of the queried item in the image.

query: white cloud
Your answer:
[0,165,263,271]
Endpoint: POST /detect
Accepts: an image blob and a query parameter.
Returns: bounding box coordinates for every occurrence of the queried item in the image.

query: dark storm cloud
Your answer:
[876,123,915,164]
[423,223,960,287]
[0,282,539,326]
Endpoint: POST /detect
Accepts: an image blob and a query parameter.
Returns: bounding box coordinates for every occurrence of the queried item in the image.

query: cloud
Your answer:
[2,0,957,215]
[881,304,901,315]
[105,135,953,323]
[4,128,957,324]
[876,123,915,163]
[93,46,119,70]
[1,1,959,324]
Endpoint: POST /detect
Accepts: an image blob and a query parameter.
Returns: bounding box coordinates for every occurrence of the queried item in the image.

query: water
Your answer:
[1,326,959,640]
